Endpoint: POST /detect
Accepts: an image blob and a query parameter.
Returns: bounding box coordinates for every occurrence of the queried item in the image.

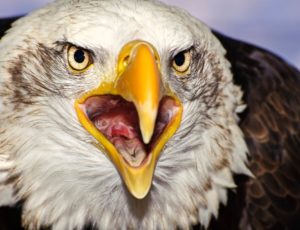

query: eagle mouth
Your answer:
[81,95,178,168]
[74,40,183,198]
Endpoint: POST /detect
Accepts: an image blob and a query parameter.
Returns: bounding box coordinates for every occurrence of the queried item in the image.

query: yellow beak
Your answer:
[75,40,182,199]
[115,41,162,144]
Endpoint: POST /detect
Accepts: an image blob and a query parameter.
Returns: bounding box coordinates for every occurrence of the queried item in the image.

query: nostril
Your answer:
[123,55,130,67]
[154,55,159,64]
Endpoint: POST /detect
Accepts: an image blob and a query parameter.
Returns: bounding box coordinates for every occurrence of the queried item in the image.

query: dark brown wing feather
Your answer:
[212,31,300,230]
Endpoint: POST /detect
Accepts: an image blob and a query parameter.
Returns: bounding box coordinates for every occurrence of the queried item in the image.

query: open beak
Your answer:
[75,40,183,199]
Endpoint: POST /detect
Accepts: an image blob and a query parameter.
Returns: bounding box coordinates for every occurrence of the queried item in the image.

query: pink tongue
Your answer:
[93,107,147,167]
[93,107,139,139]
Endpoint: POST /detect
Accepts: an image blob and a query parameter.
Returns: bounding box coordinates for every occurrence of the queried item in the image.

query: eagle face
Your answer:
[0,0,250,229]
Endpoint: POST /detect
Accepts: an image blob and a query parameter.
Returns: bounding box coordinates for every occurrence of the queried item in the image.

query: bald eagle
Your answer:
[0,0,299,229]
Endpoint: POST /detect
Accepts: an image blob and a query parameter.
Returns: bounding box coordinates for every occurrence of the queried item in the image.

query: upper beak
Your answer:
[115,41,162,144]
[75,40,182,199]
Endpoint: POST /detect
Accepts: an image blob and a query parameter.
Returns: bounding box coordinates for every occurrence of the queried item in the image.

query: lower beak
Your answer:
[75,40,182,199]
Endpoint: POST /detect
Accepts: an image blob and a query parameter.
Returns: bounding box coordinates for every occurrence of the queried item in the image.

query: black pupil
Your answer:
[74,49,85,63]
[174,52,185,66]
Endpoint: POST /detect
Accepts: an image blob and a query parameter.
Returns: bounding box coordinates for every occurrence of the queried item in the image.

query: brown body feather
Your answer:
[208,32,300,230]
[0,18,300,230]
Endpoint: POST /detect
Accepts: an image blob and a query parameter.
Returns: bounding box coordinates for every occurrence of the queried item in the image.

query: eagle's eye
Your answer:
[67,45,92,72]
[172,50,191,75]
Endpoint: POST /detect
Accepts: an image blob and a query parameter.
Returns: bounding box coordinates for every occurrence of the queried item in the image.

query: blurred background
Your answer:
[0,0,299,69]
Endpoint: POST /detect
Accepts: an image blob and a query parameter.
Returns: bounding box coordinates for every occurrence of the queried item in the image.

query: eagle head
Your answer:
[0,0,251,228]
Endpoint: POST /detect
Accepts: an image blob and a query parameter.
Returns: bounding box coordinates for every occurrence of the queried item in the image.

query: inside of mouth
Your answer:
[83,95,178,168]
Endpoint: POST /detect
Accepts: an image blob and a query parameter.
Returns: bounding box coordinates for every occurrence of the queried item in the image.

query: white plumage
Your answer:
[0,0,251,229]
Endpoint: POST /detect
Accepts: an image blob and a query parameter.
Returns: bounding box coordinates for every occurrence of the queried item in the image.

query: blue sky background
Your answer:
[0,0,299,69]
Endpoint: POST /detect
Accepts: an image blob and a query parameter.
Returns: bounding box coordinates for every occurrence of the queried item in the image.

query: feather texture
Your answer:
[0,1,298,230]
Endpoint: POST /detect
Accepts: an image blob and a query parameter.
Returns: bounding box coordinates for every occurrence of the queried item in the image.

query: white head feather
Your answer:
[0,0,251,229]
